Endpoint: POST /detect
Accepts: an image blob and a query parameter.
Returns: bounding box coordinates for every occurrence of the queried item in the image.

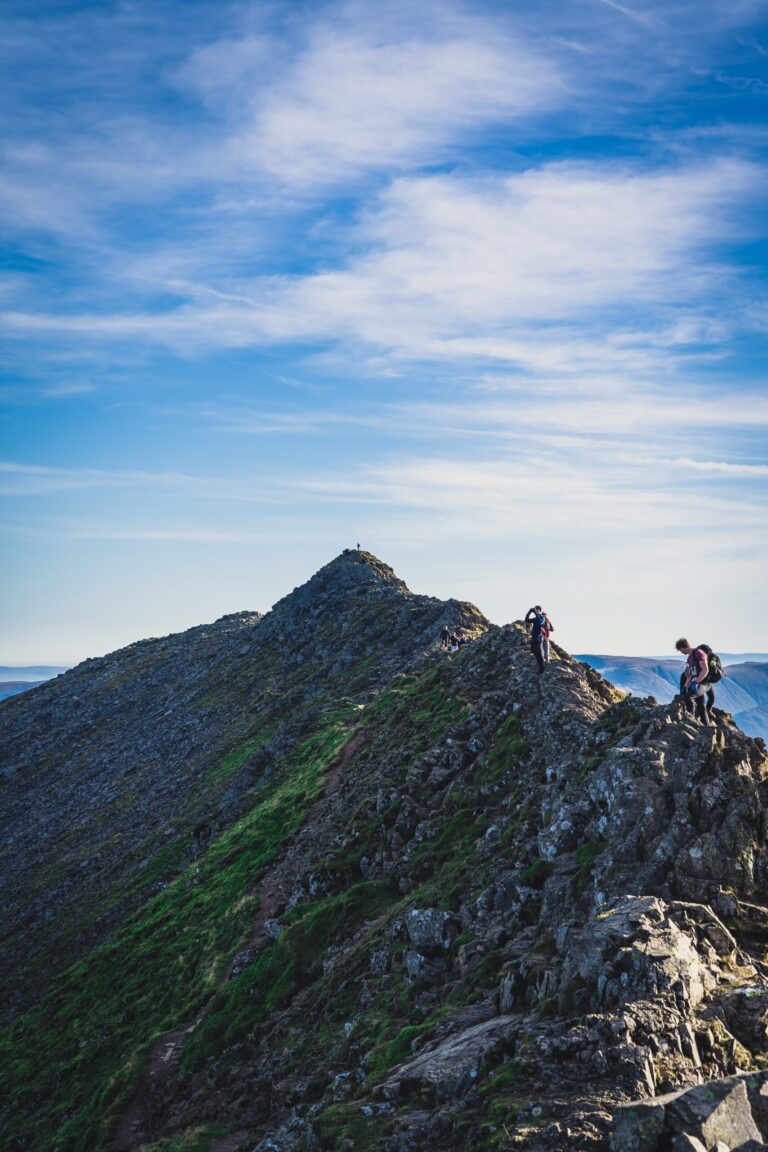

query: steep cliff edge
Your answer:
[1,554,767,1152]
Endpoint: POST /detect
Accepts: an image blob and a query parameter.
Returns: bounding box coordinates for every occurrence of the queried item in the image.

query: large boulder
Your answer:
[562,896,717,1012]
[405,908,458,951]
[611,1072,768,1150]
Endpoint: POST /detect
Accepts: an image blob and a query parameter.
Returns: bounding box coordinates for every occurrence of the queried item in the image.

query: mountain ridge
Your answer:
[2,552,768,1152]
[0,550,487,1019]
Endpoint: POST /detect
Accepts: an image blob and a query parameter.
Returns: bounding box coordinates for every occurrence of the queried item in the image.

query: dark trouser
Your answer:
[679,673,714,723]
[694,684,715,724]
[531,636,549,672]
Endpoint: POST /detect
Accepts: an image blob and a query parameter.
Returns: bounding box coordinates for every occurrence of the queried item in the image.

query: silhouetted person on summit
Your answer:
[525,606,553,674]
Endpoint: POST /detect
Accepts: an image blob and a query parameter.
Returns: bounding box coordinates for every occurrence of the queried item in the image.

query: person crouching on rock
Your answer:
[675,638,714,726]
[525,606,553,674]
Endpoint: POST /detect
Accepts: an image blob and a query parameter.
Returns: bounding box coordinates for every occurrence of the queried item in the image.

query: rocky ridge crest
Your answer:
[1,553,767,1152]
[0,550,485,1018]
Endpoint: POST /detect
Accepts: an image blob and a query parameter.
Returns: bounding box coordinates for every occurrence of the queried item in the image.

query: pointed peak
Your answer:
[270,549,409,618]
[319,549,407,588]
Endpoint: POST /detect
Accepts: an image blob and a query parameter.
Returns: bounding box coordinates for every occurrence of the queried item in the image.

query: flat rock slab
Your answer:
[377,1015,519,1103]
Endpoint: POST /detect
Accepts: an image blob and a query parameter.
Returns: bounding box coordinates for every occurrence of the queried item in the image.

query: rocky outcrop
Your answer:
[612,1071,768,1149]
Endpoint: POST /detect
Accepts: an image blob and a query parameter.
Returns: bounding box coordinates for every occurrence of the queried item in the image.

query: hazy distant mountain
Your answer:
[718,652,768,664]
[577,653,768,740]
[0,665,69,682]
[0,668,68,702]
[0,680,46,701]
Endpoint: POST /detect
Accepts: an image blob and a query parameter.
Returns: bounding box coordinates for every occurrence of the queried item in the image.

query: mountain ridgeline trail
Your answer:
[2,551,768,1152]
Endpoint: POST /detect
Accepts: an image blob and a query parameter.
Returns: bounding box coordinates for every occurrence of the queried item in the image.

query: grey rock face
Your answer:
[561,895,717,1012]
[405,908,458,951]
[611,1072,768,1150]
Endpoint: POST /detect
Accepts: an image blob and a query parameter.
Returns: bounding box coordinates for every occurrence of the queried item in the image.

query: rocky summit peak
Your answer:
[2,564,768,1152]
[270,548,408,616]
[323,547,403,584]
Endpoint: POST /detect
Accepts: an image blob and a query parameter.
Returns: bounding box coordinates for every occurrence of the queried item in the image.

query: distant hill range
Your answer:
[0,666,68,702]
[0,680,47,702]
[0,665,69,681]
[577,653,768,740]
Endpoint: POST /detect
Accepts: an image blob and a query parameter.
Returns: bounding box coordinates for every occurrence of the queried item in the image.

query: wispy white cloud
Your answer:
[39,381,96,398]
[670,456,768,476]
[395,389,768,438]
[0,460,287,501]
[0,0,565,263]
[592,0,660,29]
[297,454,768,545]
[3,158,758,363]
[52,526,271,543]
[218,25,563,188]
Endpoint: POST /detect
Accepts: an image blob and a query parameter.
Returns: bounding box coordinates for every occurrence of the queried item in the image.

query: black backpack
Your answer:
[697,644,725,684]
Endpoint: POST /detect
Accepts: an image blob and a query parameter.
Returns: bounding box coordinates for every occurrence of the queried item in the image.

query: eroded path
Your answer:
[111,728,368,1152]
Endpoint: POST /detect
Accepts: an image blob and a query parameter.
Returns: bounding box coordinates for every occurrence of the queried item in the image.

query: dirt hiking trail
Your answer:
[111,728,368,1152]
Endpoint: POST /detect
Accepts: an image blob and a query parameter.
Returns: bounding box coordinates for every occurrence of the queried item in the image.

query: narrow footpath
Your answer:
[111,728,368,1152]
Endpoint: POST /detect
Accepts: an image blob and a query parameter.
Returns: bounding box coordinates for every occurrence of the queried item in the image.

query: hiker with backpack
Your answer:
[675,638,723,726]
[526,606,553,674]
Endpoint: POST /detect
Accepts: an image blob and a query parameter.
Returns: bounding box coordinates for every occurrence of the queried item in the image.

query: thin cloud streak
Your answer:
[671,456,768,476]
[2,160,759,364]
[297,456,768,548]
[0,461,291,502]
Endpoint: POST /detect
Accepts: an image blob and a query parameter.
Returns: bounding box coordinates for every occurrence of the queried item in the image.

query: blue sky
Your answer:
[2,0,768,663]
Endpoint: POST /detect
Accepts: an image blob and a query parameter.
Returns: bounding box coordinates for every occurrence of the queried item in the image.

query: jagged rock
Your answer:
[671,1137,706,1152]
[721,988,768,1052]
[665,1078,763,1146]
[369,950,390,976]
[611,1100,665,1150]
[561,896,716,1012]
[611,1073,768,1150]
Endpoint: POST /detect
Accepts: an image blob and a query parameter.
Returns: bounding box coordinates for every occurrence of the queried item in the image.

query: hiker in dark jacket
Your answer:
[439,624,451,650]
[675,637,715,725]
[525,606,553,674]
